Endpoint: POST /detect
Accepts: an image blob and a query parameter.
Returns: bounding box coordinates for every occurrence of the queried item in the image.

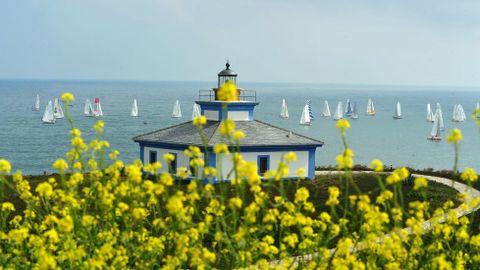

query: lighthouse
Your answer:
[133,62,323,180]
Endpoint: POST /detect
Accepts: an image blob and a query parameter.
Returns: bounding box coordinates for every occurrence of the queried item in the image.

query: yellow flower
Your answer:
[214,144,230,154]
[217,80,238,101]
[284,152,297,162]
[60,92,74,103]
[326,186,340,206]
[294,187,310,204]
[163,153,175,162]
[132,207,148,220]
[296,168,306,178]
[336,154,353,170]
[461,167,478,183]
[219,119,235,136]
[52,159,68,172]
[69,128,81,137]
[93,120,104,134]
[335,119,350,130]
[233,130,245,141]
[229,197,243,209]
[204,167,217,176]
[1,202,15,212]
[192,115,207,126]
[36,182,54,197]
[370,159,384,172]
[109,150,120,159]
[447,128,462,143]
[0,159,11,174]
[82,215,97,226]
[414,177,428,190]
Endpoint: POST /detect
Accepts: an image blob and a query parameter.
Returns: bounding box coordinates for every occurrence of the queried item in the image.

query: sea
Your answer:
[0,80,479,175]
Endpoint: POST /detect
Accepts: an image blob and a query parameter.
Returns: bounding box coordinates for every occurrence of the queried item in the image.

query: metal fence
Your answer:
[198,89,257,102]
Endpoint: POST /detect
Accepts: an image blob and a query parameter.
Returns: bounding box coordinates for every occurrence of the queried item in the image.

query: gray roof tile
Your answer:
[133,120,324,148]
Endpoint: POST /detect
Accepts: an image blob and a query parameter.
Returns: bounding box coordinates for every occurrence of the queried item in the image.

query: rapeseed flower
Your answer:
[192,115,207,126]
[335,119,350,130]
[461,167,478,183]
[60,92,74,103]
[447,128,462,143]
[370,159,384,172]
[0,159,11,174]
[414,177,428,190]
[217,81,237,101]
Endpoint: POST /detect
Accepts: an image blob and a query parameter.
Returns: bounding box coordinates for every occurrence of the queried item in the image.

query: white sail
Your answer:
[172,100,182,118]
[457,104,466,122]
[300,104,311,125]
[430,112,441,139]
[345,99,353,116]
[393,102,402,119]
[322,100,331,117]
[351,102,359,119]
[53,98,64,119]
[452,104,459,121]
[333,101,344,120]
[476,102,480,119]
[434,107,444,131]
[192,103,201,120]
[426,104,434,122]
[131,99,139,117]
[367,98,376,115]
[33,94,40,111]
[280,99,289,118]
[84,99,95,117]
[42,100,56,124]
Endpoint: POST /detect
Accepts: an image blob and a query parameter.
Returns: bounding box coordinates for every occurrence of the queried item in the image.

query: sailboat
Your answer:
[476,102,480,118]
[172,100,182,118]
[131,99,139,117]
[435,103,444,130]
[299,104,311,126]
[192,103,201,120]
[453,104,466,122]
[322,100,331,117]
[393,102,402,119]
[428,113,442,141]
[33,94,40,111]
[350,102,359,119]
[306,100,314,121]
[93,98,103,117]
[84,99,95,117]
[42,100,56,124]
[53,98,64,119]
[344,99,353,117]
[280,99,289,119]
[333,101,344,120]
[426,104,434,122]
[366,98,376,116]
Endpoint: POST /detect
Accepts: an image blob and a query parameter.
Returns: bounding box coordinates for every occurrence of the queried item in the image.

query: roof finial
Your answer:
[226,59,230,69]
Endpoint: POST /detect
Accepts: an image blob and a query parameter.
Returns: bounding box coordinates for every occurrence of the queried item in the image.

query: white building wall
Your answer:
[143,147,190,174]
[217,151,309,179]
[204,110,219,121]
[227,111,249,121]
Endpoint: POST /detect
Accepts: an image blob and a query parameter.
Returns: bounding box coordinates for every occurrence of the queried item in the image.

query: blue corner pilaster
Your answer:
[140,144,145,164]
[308,148,315,179]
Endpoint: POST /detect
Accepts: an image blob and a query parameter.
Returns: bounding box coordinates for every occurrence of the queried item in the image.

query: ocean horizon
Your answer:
[0,79,479,175]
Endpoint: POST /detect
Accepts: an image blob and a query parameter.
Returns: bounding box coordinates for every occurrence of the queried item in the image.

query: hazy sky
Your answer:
[0,0,479,86]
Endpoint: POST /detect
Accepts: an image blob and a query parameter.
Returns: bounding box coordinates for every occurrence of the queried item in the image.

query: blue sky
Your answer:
[0,0,479,86]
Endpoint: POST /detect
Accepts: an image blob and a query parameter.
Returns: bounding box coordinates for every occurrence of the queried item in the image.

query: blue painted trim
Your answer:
[239,145,321,152]
[308,148,315,179]
[208,152,216,167]
[140,144,145,164]
[257,155,270,175]
[138,142,321,155]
